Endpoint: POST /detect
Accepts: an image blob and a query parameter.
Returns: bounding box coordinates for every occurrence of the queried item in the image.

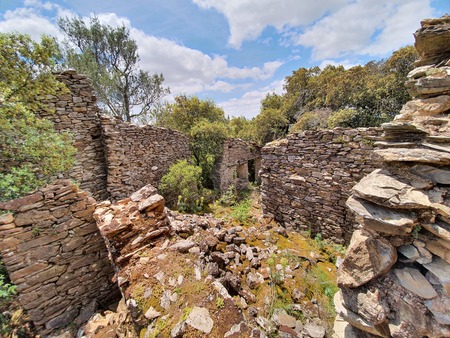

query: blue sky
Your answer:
[0,0,449,118]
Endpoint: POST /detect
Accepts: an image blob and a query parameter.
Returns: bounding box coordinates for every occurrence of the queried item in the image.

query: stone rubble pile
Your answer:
[334,16,450,338]
[94,185,171,269]
[90,184,336,337]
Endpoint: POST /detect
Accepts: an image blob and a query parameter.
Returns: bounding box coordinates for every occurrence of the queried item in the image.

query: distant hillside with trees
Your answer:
[230,45,418,145]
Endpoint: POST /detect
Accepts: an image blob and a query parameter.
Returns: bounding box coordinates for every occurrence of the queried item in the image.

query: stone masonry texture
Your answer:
[0,180,119,335]
[260,128,382,244]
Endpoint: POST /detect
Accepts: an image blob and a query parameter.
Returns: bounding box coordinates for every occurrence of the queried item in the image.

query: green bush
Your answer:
[327,108,361,128]
[0,33,76,202]
[159,160,203,212]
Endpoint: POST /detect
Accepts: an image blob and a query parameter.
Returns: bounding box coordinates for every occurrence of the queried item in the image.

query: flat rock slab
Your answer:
[397,95,450,120]
[333,291,387,337]
[374,148,450,165]
[338,229,397,288]
[398,245,420,262]
[394,267,438,299]
[423,256,450,284]
[304,323,326,338]
[422,221,450,242]
[410,164,450,184]
[346,196,416,235]
[186,306,214,334]
[352,169,431,209]
[168,240,196,253]
[425,296,450,325]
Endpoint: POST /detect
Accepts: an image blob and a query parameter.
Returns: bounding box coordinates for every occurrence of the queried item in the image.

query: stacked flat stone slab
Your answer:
[216,138,261,193]
[0,180,118,335]
[93,185,171,287]
[39,70,108,201]
[94,185,170,270]
[101,116,192,201]
[334,16,450,338]
[261,128,382,243]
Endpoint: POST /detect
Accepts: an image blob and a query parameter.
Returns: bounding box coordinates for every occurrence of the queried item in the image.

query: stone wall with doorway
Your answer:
[215,138,261,193]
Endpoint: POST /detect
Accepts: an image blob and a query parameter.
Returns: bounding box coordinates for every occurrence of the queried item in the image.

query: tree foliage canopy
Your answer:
[58,15,169,123]
[0,33,76,201]
[155,95,228,189]
[224,46,418,146]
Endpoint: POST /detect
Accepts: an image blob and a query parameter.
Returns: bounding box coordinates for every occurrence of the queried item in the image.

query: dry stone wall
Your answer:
[216,138,261,193]
[261,128,382,243]
[39,70,108,201]
[334,16,450,338]
[39,70,193,202]
[0,180,118,335]
[101,116,192,200]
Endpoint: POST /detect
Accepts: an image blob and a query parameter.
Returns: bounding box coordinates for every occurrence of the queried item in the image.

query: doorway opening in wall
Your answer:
[237,163,247,179]
[248,159,255,183]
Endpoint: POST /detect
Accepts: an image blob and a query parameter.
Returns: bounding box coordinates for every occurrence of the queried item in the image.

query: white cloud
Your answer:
[193,0,433,61]
[319,59,359,69]
[193,0,347,49]
[0,7,283,98]
[362,1,433,56]
[294,0,433,60]
[0,7,63,40]
[218,79,285,119]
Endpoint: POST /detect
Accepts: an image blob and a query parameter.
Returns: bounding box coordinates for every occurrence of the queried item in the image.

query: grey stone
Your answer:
[394,267,438,299]
[169,240,196,253]
[411,164,450,184]
[422,221,450,242]
[423,256,450,284]
[246,272,264,289]
[144,306,161,320]
[171,320,185,338]
[338,229,397,288]
[347,196,416,235]
[352,169,431,209]
[224,322,244,337]
[304,323,326,338]
[374,148,450,165]
[185,306,214,334]
[276,313,297,328]
[425,296,450,325]
[398,245,420,262]
[334,291,387,337]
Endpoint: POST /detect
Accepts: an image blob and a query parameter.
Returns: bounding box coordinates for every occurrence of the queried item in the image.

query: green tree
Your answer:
[0,33,76,201]
[58,15,169,123]
[190,120,228,188]
[155,95,229,189]
[159,160,202,212]
[155,95,226,133]
[252,93,288,145]
[279,46,417,132]
[228,116,254,141]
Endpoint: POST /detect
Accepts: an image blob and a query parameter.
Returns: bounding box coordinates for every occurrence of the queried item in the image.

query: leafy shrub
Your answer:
[0,33,76,202]
[230,198,252,223]
[218,185,237,206]
[0,275,16,300]
[159,160,203,212]
[327,108,360,128]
